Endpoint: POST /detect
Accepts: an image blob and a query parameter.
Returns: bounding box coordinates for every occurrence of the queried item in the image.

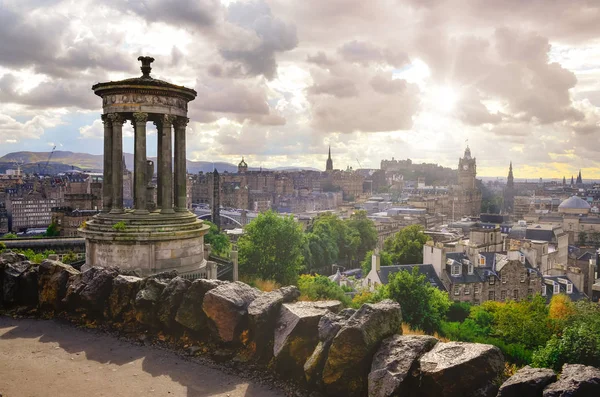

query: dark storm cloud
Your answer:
[106,0,221,28]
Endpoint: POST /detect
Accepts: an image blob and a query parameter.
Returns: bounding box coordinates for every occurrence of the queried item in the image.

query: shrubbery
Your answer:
[297,274,351,306]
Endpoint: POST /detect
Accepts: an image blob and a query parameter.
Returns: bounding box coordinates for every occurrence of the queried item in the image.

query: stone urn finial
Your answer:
[137,56,155,78]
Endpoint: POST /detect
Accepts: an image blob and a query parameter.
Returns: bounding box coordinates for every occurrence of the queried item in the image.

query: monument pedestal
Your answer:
[79,211,209,276]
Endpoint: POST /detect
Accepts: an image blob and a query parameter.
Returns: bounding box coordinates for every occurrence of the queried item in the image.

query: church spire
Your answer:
[576,169,582,185]
[326,145,333,172]
[506,161,514,188]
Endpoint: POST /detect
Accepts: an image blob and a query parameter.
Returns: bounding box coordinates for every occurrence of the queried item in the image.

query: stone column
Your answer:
[101,114,113,212]
[174,117,189,212]
[109,113,125,214]
[133,112,148,214]
[154,120,163,208]
[160,115,176,214]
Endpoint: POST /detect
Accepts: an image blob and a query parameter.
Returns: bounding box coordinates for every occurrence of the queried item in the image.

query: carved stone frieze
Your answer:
[102,93,188,111]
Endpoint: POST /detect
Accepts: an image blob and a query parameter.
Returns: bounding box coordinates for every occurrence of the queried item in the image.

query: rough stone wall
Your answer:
[1,251,599,397]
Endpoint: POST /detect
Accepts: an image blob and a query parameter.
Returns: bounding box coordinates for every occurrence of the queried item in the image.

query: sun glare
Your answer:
[433,86,458,113]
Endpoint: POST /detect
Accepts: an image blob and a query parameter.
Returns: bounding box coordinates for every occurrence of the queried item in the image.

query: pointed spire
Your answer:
[563,176,566,185]
[571,175,574,186]
[326,145,333,172]
[328,145,331,159]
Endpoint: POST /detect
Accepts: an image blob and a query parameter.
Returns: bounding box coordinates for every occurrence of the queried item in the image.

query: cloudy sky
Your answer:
[1,0,599,178]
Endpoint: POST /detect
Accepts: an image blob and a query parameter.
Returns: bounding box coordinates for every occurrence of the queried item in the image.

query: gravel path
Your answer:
[0,316,285,397]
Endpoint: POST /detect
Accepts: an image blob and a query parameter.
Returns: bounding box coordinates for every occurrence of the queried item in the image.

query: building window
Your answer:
[513,289,519,300]
[527,288,533,296]
[451,265,460,276]
[454,285,460,295]
[474,285,480,294]
[488,291,495,301]
[520,273,527,283]
[501,272,506,284]
[553,283,560,294]
[489,276,495,285]
[501,290,507,300]
[468,264,474,275]
[474,299,480,305]
[464,287,470,295]
[479,256,485,265]
[542,285,547,296]
[567,283,573,294]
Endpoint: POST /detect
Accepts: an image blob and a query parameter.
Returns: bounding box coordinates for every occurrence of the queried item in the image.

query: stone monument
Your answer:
[79,56,209,276]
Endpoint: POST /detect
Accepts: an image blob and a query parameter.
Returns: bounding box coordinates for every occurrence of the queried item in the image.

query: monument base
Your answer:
[79,210,209,277]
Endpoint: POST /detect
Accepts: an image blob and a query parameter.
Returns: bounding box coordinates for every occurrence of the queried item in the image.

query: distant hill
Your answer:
[0,151,321,174]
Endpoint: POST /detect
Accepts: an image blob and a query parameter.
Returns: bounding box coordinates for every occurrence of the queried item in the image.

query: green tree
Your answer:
[492,295,552,350]
[345,210,378,262]
[360,249,392,275]
[386,266,451,334]
[238,210,305,285]
[203,220,231,257]
[383,225,430,265]
[305,214,345,272]
[297,274,351,306]
[45,221,60,237]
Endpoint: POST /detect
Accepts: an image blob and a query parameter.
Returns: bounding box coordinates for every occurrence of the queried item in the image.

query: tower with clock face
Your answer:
[458,146,477,190]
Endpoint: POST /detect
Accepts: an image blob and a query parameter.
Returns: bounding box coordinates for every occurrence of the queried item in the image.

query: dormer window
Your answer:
[553,283,560,294]
[501,272,507,284]
[567,283,573,294]
[542,285,547,296]
[489,276,495,285]
[479,256,485,265]
[468,264,474,275]
[451,265,461,276]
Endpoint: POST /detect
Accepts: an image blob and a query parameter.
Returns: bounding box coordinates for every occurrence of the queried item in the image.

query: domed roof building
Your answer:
[558,196,591,214]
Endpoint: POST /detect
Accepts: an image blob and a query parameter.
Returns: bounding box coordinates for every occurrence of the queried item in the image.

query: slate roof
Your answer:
[542,275,587,302]
[377,264,447,291]
[525,225,555,242]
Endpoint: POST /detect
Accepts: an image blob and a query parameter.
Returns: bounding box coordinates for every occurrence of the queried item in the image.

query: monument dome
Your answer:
[558,196,591,214]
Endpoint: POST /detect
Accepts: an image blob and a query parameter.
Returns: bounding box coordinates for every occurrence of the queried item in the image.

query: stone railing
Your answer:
[1,251,599,397]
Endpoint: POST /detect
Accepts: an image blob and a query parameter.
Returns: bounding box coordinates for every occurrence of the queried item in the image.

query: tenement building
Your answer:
[79,57,209,276]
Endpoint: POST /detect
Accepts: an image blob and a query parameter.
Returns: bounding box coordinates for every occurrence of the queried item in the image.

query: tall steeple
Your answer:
[576,170,583,185]
[571,175,574,186]
[563,176,566,186]
[326,145,333,172]
[507,161,514,188]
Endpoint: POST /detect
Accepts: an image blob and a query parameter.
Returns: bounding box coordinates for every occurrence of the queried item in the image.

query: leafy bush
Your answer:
[112,221,127,232]
[297,274,351,306]
[351,285,389,308]
[446,301,472,322]
[1,232,17,239]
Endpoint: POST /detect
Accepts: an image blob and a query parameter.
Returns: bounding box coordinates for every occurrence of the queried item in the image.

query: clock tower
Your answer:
[458,146,476,190]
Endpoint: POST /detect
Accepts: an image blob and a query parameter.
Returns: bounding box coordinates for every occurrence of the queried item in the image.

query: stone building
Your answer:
[443,251,543,304]
[11,195,58,231]
[0,202,8,234]
[451,146,482,218]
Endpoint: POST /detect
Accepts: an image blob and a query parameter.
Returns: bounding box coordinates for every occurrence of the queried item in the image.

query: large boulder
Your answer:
[64,267,119,314]
[368,335,438,397]
[107,275,143,323]
[157,276,190,329]
[3,261,30,305]
[322,299,403,397]
[175,279,227,332]
[202,281,261,343]
[134,278,168,327]
[274,300,342,380]
[304,311,348,386]
[248,286,300,358]
[497,366,556,397]
[543,364,600,397]
[38,259,79,311]
[2,261,38,307]
[0,251,27,266]
[418,342,504,397]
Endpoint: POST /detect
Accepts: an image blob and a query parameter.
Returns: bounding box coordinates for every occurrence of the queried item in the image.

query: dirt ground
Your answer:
[0,316,285,397]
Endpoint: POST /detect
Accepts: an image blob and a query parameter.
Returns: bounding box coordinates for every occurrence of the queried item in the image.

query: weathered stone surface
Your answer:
[339,307,357,319]
[38,260,79,310]
[419,342,505,397]
[322,299,403,397]
[3,262,30,305]
[248,286,300,358]
[497,365,556,397]
[369,335,438,397]
[175,279,227,332]
[107,275,143,323]
[65,267,119,313]
[18,265,39,307]
[157,276,190,329]
[543,364,600,397]
[202,281,261,343]
[0,252,27,266]
[304,311,347,386]
[135,278,168,327]
[273,300,341,379]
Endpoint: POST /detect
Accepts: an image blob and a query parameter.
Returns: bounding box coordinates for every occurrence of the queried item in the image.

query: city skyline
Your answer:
[1,1,600,178]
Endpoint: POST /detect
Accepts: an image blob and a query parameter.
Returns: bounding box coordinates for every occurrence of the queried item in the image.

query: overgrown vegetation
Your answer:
[0,248,57,264]
[112,221,127,232]
[297,274,351,306]
[203,220,231,257]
